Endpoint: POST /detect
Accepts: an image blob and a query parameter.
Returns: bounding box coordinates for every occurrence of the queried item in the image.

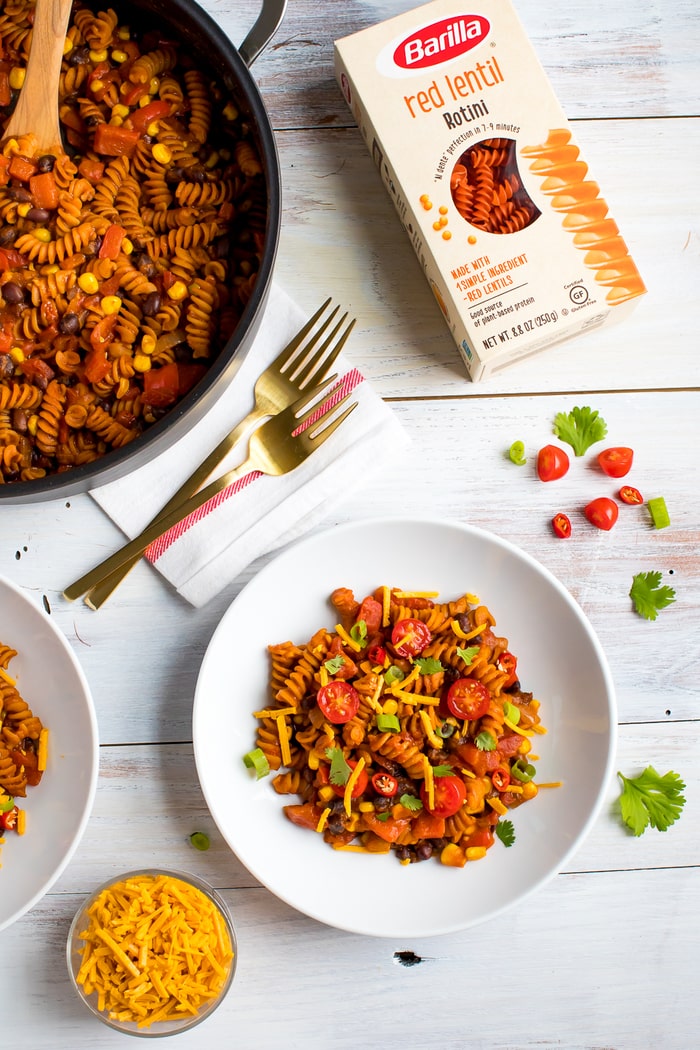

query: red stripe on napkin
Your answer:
[146,368,364,563]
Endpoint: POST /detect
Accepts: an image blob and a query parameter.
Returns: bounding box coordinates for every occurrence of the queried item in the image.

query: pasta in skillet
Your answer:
[248,587,549,867]
[0,640,48,855]
[0,1,267,484]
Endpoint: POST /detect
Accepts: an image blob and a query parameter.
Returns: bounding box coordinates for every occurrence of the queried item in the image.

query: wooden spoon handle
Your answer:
[4,0,74,154]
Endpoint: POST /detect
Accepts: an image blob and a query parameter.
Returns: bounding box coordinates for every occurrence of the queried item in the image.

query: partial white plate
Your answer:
[193,517,616,937]
[0,576,99,931]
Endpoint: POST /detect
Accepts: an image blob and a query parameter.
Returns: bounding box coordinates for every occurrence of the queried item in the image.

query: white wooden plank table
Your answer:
[1,1,698,1047]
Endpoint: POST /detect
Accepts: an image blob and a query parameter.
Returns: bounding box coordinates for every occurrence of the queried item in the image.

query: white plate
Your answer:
[193,518,616,938]
[0,576,99,932]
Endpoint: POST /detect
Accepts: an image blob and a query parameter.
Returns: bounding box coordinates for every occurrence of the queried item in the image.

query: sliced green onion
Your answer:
[189,832,210,851]
[0,794,15,813]
[648,496,670,530]
[376,713,400,733]
[509,440,526,465]
[502,700,520,725]
[510,759,536,783]
[243,747,270,779]
[384,665,404,686]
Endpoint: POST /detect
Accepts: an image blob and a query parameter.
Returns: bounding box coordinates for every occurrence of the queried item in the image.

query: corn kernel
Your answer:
[91,79,104,94]
[33,228,51,243]
[101,295,122,315]
[17,203,31,218]
[358,801,375,813]
[317,786,335,804]
[521,781,539,800]
[9,346,25,363]
[146,121,160,137]
[466,846,487,861]
[27,414,38,436]
[440,844,466,867]
[78,272,100,294]
[223,102,238,120]
[111,103,129,119]
[307,751,320,771]
[89,49,108,63]
[133,353,151,373]
[204,151,220,169]
[152,143,172,165]
[63,38,73,57]
[117,26,131,41]
[111,49,128,63]
[140,334,156,355]
[138,93,153,108]
[121,237,133,255]
[109,115,124,127]
[382,698,398,716]
[166,280,188,301]
[9,68,25,90]
[44,264,59,274]
[148,78,160,95]
[518,738,531,754]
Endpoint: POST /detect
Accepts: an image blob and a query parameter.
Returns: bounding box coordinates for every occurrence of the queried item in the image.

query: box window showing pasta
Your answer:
[334,0,646,381]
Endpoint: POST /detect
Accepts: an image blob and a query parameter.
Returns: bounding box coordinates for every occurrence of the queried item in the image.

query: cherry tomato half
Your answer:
[551,512,572,539]
[316,681,360,724]
[391,618,432,657]
[319,761,368,798]
[497,651,518,688]
[371,771,398,797]
[598,446,633,478]
[537,444,570,482]
[446,678,491,720]
[420,775,467,818]
[584,496,619,531]
[619,485,644,505]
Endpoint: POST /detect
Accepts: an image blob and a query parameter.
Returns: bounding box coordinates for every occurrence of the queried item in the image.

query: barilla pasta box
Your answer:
[334,0,646,380]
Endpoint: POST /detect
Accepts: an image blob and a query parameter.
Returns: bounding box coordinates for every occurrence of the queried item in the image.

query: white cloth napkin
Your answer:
[90,283,409,607]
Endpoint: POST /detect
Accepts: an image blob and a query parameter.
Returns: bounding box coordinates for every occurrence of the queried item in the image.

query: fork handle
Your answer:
[64,458,252,603]
[81,405,267,608]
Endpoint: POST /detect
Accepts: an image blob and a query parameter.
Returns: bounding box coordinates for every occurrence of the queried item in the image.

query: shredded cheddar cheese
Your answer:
[381,585,391,627]
[486,796,508,816]
[450,619,486,641]
[253,706,297,719]
[74,874,234,1028]
[418,709,443,749]
[334,623,363,652]
[315,806,331,832]
[37,728,49,771]
[343,756,366,816]
[0,666,15,685]
[390,665,421,693]
[422,756,435,812]
[504,717,533,736]
[275,715,292,767]
[394,591,440,599]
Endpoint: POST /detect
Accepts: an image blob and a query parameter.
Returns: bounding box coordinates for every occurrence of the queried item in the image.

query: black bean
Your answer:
[69,45,90,65]
[0,226,17,246]
[10,408,28,433]
[36,155,56,173]
[7,187,31,203]
[457,613,471,632]
[26,207,50,223]
[142,291,161,316]
[0,354,14,379]
[415,842,433,861]
[59,312,81,335]
[2,281,24,304]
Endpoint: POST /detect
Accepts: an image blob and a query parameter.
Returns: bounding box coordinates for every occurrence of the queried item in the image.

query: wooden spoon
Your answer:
[4,0,74,156]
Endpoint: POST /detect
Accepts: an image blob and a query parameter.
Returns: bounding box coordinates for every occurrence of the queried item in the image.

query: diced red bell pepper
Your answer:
[129,99,170,134]
[93,123,140,158]
[78,157,106,183]
[360,811,411,843]
[98,223,127,260]
[283,802,323,831]
[83,347,112,384]
[89,314,118,351]
[142,362,180,407]
[7,155,37,182]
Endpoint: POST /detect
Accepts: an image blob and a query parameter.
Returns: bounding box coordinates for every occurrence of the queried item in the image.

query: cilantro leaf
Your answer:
[431,764,455,777]
[629,571,676,621]
[324,654,345,674]
[325,747,351,787]
[399,793,423,811]
[456,645,480,666]
[617,766,686,836]
[552,405,607,456]
[475,730,496,751]
[415,656,444,675]
[495,819,515,847]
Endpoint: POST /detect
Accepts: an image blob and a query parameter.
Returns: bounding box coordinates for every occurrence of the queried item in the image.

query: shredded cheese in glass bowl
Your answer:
[66,868,236,1036]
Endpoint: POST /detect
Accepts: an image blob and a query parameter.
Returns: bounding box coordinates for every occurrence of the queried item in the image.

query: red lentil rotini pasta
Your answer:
[450,137,540,235]
[247,587,549,867]
[0,0,268,485]
[0,639,48,859]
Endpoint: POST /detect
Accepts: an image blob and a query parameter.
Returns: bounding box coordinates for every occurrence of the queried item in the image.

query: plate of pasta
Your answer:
[0,575,99,932]
[193,517,616,937]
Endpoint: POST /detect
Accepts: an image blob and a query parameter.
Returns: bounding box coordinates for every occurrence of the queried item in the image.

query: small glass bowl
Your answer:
[66,868,237,1038]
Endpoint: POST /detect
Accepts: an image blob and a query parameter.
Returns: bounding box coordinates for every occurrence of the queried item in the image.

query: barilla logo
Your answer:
[393,16,490,70]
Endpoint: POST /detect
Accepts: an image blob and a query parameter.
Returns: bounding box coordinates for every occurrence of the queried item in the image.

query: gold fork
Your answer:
[82,299,355,608]
[64,387,357,604]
